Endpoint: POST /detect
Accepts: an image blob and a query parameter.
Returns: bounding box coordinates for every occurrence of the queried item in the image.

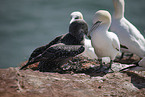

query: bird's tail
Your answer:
[20,63,30,70]
[120,44,128,49]
[20,59,36,70]
[20,54,43,70]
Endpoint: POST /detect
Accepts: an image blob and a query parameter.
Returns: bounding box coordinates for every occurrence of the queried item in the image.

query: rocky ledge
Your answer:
[0,56,145,97]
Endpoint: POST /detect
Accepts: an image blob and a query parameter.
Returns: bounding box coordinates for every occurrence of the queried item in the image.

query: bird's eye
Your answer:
[95,21,102,25]
[75,16,79,19]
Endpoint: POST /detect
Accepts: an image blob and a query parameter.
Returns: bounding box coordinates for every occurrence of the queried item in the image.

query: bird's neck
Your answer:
[70,33,85,45]
[113,0,125,19]
[91,23,110,37]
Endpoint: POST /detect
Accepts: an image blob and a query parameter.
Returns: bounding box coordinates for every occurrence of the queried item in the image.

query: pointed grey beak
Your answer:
[70,18,75,24]
[87,21,102,37]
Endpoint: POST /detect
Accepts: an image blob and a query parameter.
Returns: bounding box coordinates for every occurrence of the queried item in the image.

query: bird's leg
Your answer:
[119,52,124,60]
[92,58,104,73]
[98,59,103,69]
[104,60,114,73]
[108,60,113,69]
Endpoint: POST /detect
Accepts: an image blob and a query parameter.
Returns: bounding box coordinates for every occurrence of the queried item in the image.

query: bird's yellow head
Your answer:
[93,10,111,24]
[70,11,83,24]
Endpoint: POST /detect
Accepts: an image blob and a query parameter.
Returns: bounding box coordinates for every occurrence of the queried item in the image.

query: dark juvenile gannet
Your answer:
[110,0,145,59]
[70,11,98,59]
[87,10,120,72]
[20,19,88,71]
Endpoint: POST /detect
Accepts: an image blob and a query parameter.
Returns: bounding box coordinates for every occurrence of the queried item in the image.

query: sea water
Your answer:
[0,0,145,68]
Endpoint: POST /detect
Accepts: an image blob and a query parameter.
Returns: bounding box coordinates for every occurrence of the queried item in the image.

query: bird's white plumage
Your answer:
[110,0,145,58]
[88,10,120,61]
[82,38,98,59]
[70,11,97,59]
[70,11,83,24]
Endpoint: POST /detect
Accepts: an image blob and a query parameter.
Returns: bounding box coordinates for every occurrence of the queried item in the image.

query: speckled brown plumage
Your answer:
[20,19,88,71]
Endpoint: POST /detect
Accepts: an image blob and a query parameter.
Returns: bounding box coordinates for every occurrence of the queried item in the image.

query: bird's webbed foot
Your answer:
[94,59,114,73]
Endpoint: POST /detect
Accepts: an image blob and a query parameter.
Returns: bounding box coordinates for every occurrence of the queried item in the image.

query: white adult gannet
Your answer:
[88,10,120,71]
[70,11,83,24]
[110,0,145,59]
[70,11,98,59]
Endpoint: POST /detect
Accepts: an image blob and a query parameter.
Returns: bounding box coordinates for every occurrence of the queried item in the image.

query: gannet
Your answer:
[87,10,120,71]
[20,19,88,71]
[110,0,145,59]
[70,11,98,59]
[70,11,83,24]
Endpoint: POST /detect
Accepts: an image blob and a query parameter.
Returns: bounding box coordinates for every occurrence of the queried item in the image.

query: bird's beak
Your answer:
[70,18,75,24]
[87,21,102,37]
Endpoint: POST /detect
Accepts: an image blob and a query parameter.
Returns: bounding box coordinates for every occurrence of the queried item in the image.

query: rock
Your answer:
[139,57,145,67]
[129,57,145,71]
[121,81,139,91]
[0,55,145,97]
[0,67,145,97]
[120,57,145,71]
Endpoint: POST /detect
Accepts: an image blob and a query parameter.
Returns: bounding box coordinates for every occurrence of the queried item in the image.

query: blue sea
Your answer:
[0,0,145,68]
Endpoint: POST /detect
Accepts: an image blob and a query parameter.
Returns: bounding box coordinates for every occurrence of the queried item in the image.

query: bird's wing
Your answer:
[124,18,145,47]
[20,43,85,70]
[110,32,120,51]
[20,35,62,70]
[28,35,62,61]
[41,43,85,60]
